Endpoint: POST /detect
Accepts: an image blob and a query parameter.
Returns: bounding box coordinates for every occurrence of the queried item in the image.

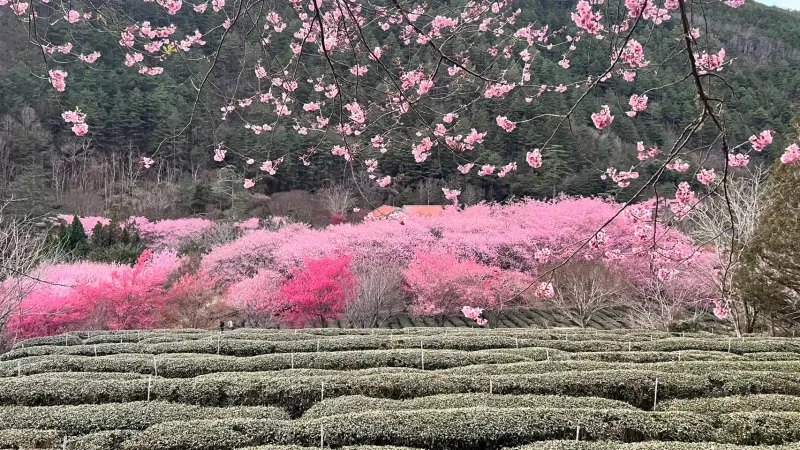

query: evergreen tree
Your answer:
[735,161,800,332]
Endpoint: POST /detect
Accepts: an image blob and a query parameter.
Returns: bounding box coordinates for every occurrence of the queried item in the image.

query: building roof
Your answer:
[371,205,445,218]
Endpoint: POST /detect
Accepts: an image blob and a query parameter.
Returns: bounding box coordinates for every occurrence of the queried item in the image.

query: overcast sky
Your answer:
[758,0,799,9]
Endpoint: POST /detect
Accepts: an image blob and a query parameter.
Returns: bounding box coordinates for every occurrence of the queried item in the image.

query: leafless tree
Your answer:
[629,272,707,330]
[688,167,768,335]
[317,184,356,217]
[0,198,52,347]
[346,263,406,328]
[546,260,626,328]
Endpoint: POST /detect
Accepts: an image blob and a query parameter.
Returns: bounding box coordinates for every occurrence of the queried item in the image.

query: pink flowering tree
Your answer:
[7,0,795,318]
[279,255,356,328]
[404,251,531,326]
[7,250,182,338]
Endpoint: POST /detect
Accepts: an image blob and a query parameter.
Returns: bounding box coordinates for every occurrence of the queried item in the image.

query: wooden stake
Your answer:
[489,379,493,395]
[17,360,21,377]
[94,344,98,357]
[320,424,324,449]
[153,356,158,376]
[515,337,519,348]
[421,351,425,370]
[321,382,325,401]
[628,342,632,352]
[217,332,221,355]
[728,339,732,353]
[147,375,152,402]
[546,348,549,361]
[576,425,581,441]
[62,435,68,450]
[653,378,659,409]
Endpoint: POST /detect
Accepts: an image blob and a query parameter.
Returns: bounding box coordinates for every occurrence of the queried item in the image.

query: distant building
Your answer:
[369,205,446,219]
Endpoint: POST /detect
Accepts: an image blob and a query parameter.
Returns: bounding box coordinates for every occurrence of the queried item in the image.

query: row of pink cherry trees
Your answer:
[5,196,717,338]
[4,0,798,336]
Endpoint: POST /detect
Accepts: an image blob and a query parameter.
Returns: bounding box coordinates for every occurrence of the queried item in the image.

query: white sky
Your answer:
[758,0,799,9]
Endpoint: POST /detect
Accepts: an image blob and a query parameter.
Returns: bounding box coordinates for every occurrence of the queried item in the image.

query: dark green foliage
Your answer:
[735,158,800,330]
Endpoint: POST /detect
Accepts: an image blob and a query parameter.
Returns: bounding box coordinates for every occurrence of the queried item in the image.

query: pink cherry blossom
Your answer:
[558,57,570,69]
[498,161,517,178]
[243,179,255,189]
[780,144,800,165]
[79,51,101,63]
[71,123,89,136]
[48,69,67,92]
[626,94,648,117]
[61,109,86,124]
[377,176,392,187]
[212,0,223,11]
[526,150,543,168]
[696,168,716,185]
[442,188,460,205]
[535,282,555,299]
[11,2,28,15]
[478,165,496,176]
[260,156,285,175]
[141,157,155,168]
[213,144,227,162]
[496,115,516,132]
[695,49,726,74]
[193,2,207,12]
[65,10,81,23]
[620,40,649,68]
[125,53,144,67]
[666,159,690,172]
[591,105,614,129]
[748,130,773,151]
[727,153,749,167]
[457,163,475,174]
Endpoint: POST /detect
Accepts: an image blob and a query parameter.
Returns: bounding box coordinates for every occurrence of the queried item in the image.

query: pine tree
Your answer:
[735,161,800,332]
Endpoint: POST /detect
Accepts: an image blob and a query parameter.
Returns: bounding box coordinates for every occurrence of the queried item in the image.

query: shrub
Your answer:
[302,394,637,419]
[0,402,289,434]
[658,395,800,414]
[0,349,526,378]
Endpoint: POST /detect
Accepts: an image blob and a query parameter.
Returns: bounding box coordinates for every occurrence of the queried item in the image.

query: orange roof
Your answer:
[371,205,397,218]
[371,205,445,218]
[402,205,445,216]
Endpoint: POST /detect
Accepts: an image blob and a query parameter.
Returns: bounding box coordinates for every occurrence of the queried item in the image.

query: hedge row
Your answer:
[0,349,526,378]
[512,443,800,450]
[443,360,800,376]
[490,349,746,362]
[14,328,684,349]
[658,395,800,414]
[301,394,637,419]
[0,401,289,435]
[97,408,800,449]
[5,336,799,361]
[0,428,63,449]
[2,370,799,414]
[242,445,800,450]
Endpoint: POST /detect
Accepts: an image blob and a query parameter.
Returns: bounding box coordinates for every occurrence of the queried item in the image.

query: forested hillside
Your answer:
[0,0,798,221]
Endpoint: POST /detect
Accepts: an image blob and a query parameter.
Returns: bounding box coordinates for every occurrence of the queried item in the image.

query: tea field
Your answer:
[2,328,800,450]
